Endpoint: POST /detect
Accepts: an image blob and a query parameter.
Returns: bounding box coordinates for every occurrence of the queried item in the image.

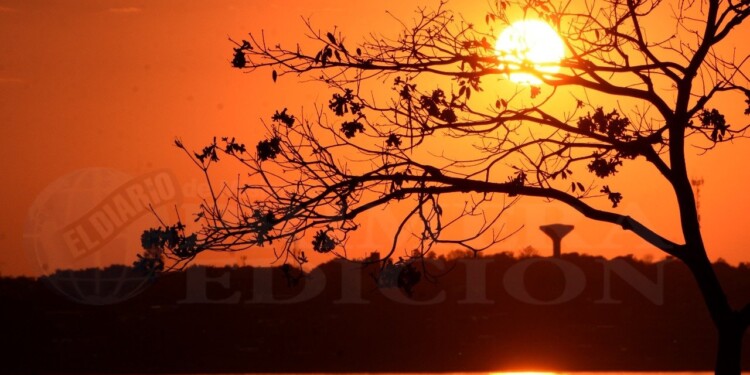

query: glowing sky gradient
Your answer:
[2,0,750,276]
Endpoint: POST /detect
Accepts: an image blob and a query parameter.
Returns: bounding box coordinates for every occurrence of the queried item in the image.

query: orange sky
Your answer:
[2,0,750,276]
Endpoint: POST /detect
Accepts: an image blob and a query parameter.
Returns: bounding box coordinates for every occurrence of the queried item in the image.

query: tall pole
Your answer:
[691,177,704,226]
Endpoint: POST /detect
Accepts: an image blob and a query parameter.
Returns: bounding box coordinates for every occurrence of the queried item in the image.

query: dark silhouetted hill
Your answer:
[1,253,749,373]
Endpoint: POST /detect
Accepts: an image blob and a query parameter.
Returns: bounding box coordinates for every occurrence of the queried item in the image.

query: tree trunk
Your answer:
[715,319,746,375]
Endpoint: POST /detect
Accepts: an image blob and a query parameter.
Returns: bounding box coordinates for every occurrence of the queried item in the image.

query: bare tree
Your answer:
[140,0,750,373]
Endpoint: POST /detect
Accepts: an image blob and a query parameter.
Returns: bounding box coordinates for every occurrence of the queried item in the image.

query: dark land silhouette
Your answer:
[3,252,750,373]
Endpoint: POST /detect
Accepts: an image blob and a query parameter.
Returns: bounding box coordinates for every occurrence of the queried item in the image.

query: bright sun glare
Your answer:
[495,19,565,84]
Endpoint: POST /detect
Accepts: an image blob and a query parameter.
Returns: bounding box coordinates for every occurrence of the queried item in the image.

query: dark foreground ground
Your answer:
[2,253,750,373]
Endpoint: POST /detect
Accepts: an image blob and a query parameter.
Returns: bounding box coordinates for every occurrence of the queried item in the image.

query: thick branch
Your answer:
[341,173,683,258]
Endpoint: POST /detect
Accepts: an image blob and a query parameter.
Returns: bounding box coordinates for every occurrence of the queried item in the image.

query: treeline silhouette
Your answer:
[2,252,750,373]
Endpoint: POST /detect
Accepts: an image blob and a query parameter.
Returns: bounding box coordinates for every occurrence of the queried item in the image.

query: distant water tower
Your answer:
[539,224,574,257]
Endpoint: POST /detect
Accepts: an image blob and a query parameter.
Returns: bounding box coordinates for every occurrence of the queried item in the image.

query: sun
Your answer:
[496,19,565,84]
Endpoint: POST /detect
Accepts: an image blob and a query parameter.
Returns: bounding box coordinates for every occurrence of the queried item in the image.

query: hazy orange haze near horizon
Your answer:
[3,0,750,276]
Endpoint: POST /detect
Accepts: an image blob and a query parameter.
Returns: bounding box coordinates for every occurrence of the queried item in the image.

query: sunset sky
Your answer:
[3,0,750,276]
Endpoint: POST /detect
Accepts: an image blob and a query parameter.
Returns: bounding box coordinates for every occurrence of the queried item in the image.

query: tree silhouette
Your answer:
[141,0,750,373]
